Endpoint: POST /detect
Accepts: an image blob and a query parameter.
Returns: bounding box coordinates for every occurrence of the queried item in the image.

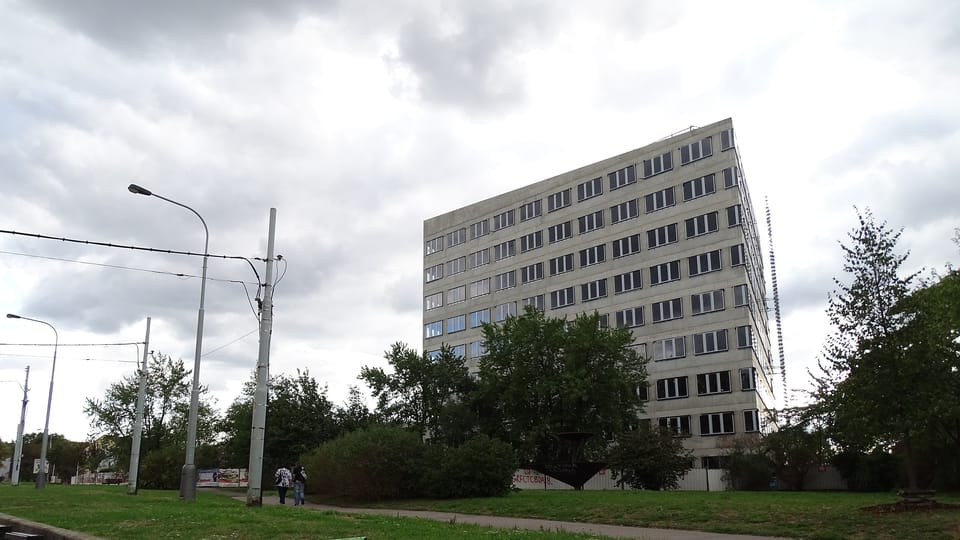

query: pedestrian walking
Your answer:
[274,465,292,504]
[292,463,308,506]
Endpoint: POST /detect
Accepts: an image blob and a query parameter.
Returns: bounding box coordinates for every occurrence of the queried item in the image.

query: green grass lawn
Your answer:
[0,484,600,540]
[1,484,959,539]
[350,489,960,540]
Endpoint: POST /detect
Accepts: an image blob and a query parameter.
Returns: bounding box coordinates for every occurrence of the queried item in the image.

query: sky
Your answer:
[1,0,958,444]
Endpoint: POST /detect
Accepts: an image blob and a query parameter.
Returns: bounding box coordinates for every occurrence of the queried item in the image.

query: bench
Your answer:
[898,489,936,504]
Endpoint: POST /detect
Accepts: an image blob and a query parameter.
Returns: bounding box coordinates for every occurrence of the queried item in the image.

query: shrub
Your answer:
[138,445,184,490]
[607,427,693,490]
[429,434,517,498]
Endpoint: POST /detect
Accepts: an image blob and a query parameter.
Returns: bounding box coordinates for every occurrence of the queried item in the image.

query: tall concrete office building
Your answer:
[422,118,776,464]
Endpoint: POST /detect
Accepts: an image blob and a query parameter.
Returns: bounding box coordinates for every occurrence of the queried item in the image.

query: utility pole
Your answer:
[11,366,30,486]
[246,208,277,506]
[128,317,151,494]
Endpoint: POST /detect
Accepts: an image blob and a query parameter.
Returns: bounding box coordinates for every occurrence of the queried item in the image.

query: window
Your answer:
[613,269,643,294]
[615,306,644,328]
[637,383,649,401]
[630,342,647,358]
[520,231,543,252]
[642,151,673,178]
[519,200,542,221]
[734,284,749,307]
[697,371,732,395]
[493,209,514,231]
[581,279,607,301]
[700,412,735,436]
[649,260,681,286]
[579,244,605,267]
[685,211,719,238]
[424,264,443,283]
[522,294,545,311]
[547,188,572,212]
[682,174,716,201]
[493,240,516,261]
[653,336,686,361]
[577,177,602,201]
[652,298,683,323]
[425,236,443,255]
[680,136,713,165]
[447,228,466,247]
[598,313,609,328]
[495,270,516,291]
[740,367,757,391]
[720,128,735,151]
[550,286,575,309]
[470,341,487,358]
[644,187,676,213]
[656,376,688,400]
[609,165,637,189]
[731,243,745,266]
[688,249,722,276]
[578,210,604,234]
[610,199,639,224]
[647,223,678,249]
[549,253,575,275]
[494,302,516,321]
[469,278,490,298]
[722,166,739,189]
[448,285,466,304]
[691,290,724,315]
[469,249,490,268]
[470,219,489,239]
[613,233,642,258]
[693,329,728,355]
[424,292,443,311]
[736,325,752,348]
[424,321,443,339]
[521,262,544,283]
[446,256,466,276]
[470,309,490,328]
[548,221,572,243]
[744,409,760,433]
[659,416,691,436]
[451,344,465,358]
[425,349,441,360]
[727,204,743,226]
[447,315,466,334]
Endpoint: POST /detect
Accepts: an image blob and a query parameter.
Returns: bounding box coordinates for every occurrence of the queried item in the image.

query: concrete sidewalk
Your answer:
[251,494,793,540]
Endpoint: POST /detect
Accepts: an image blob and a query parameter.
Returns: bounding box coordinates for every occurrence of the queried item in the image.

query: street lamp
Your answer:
[127,183,209,501]
[6,314,57,489]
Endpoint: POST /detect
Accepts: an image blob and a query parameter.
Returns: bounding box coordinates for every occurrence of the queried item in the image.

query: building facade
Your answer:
[421,118,776,464]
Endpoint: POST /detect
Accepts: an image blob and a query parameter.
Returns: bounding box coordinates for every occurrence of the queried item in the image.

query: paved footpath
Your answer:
[252,495,793,540]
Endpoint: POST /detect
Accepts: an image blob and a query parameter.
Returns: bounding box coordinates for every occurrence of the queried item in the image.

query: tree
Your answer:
[607,426,692,490]
[83,353,219,474]
[359,343,477,445]
[475,306,646,464]
[811,208,937,489]
[335,386,374,434]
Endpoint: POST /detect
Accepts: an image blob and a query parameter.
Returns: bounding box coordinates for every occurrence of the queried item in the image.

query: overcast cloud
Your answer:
[2,0,958,442]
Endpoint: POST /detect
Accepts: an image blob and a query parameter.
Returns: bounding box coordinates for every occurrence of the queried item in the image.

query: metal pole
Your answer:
[11,366,29,486]
[128,317,151,495]
[127,184,209,501]
[247,208,276,506]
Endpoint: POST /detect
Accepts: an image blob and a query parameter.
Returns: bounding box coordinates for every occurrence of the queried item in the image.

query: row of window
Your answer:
[424,149,740,258]
[659,409,760,437]
[424,204,745,283]
[649,367,758,402]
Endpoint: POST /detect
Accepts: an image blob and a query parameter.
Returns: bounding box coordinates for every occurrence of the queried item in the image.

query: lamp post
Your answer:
[128,183,209,501]
[6,314,57,489]
[12,366,30,486]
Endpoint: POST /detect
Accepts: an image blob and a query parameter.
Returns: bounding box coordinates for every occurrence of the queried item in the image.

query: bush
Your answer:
[831,450,900,491]
[429,434,517,498]
[607,427,693,490]
[138,445,184,490]
[302,424,429,501]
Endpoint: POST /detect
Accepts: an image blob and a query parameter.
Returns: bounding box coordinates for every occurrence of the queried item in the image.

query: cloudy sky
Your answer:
[1,0,958,444]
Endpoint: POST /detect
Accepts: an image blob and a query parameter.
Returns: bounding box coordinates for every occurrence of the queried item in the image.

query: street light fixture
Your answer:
[127,183,209,501]
[6,313,57,489]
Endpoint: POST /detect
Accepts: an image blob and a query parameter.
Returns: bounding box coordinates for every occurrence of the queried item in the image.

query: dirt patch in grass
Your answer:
[861,500,960,514]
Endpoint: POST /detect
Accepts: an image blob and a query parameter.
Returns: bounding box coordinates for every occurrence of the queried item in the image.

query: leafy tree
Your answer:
[476,307,646,464]
[83,353,219,474]
[359,343,476,445]
[607,426,692,490]
[762,423,820,490]
[335,386,374,434]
